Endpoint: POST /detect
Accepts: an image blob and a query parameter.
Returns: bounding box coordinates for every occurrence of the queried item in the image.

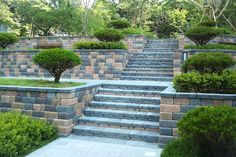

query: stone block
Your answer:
[56,92,75,99]
[1,95,15,103]
[173,128,178,137]
[212,99,224,106]
[189,98,201,105]
[44,111,58,119]
[57,124,75,134]
[53,119,73,127]
[12,102,25,109]
[161,98,174,104]
[33,104,45,111]
[61,98,78,105]
[160,112,172,120]
[174,98,189,105]
[160,120,177,128]
[160,105,180,113]
[160,127,173,136]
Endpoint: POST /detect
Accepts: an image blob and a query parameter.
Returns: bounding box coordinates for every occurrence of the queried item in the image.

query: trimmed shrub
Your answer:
[0,32,18,49]
[74,41,126,50]
[182,52,235,74]
[33,48,81,83]
[178,106,236,157]
[94,29,124,42]
[185,26,221,45]
[108,19,131,29]
[184,44,236,50]
[0,112,57,157]
[173,71,236,94]
[199,20,217,27]
[161,139,199,157]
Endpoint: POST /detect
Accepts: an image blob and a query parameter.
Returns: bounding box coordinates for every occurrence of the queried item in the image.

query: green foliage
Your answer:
[185,26,221,45]
[94,29,124,42]
[173,71,236,94]
[199,20,217,27]
[0,33,18,49]
[108,19,131,29]
[182,52,235,73]
[0,112,57,157]
[33,48,81,83]
[161,139,199,157]
[74,41,126,50]
[178,106,236,157]
[184,44,236,50]
[121,28,156,38]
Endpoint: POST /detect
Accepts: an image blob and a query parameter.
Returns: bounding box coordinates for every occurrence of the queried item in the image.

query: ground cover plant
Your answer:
[0,78,85,88]
[74,41,126,50]
[161,106,236,157]
[0,112,57,157]
[184,44,236,50]
[33,48,81,83]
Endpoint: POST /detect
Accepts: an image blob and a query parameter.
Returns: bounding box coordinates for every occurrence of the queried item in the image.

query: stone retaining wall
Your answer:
[6,35,147,53]
[0,49,129,80]
[159,86,236,147]
[0,84,100,135]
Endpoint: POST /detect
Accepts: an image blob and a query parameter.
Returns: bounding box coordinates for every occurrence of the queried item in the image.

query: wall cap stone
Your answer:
[183,49,236,53]
[161,86,236,99]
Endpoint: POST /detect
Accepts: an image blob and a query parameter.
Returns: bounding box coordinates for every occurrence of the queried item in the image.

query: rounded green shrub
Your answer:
[199,20,217,27]
[161,139,199,157]
[94,29,124,42]
[173,71,236,94]
[0,112,57,157]
[107,19,131,29]
[182,52,235,74]
[0,33,19,49]
[178,106,236,157]
[74,41,126,50]
[33,48,81,83]
[185,26,221,45]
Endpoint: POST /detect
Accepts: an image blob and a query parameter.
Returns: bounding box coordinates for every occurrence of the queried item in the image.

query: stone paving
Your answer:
[27,135,162,157]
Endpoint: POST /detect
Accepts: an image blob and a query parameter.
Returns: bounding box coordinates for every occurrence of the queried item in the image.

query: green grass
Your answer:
[184,44,236,50]
[0,78,86,88]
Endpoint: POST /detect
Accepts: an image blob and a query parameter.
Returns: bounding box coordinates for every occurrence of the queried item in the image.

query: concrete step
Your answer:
[94,94,161,104]
[98,88,162,97]
[84,108,160,121]
[120,76,172,82]
[73,125,159,142]
[78,117,159,131]
[101,84,167,91]
[127,62,173,66]
[89,101,160,112]
[122,72,173,77]
[123,68,173,73]
[129,58,173,62]
[126,64,173,68]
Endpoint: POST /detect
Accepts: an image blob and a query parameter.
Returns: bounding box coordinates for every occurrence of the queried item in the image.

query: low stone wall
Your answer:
[179,34,236,50]
[0,49,129,80]
[6,35,147,53]
[173,49,236,75]
[0,83,100,135]
[159,86,236,147]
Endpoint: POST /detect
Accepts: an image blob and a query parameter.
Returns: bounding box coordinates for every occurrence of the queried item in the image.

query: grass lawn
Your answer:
[0,78,86,88]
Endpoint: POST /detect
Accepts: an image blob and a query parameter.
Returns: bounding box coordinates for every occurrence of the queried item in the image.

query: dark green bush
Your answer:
[173,71,236,94]
[182,52,235,74]
[185,26,221,45]
[94,29,124,42]
[161,139,199,157]
[0,33,18,49]
[107,19,131,29]
[33,48,81,83]
[184,44,236,50]
[0,112,57,157]
[74,41,126,50]
[178,106,236,157]
[199,20,217,27]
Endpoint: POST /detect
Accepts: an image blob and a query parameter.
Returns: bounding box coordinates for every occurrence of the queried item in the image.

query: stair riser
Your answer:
[128,62,173,65]
[78,122,159,132]
[94,96,160,104]
[89,105,159,112]
[84,111,159,121]
[73,129,159,143]
[129,59,173,62]
[122,73,173,77]
[120,77,172,82]
[101,84,166,91]
[126,65,173,68]
[98,91,160,97]
[123,69,173,73]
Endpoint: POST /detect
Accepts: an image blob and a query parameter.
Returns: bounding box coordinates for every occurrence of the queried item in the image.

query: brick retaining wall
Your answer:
[0,83,100,135]
[0,49,129,80]
[159,86,236,147]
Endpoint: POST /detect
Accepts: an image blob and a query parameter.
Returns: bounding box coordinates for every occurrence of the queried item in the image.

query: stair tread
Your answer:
[95,94,161,100]
[99,88,162,94]
[73,125,160,137]
[90,101,160,109]
[85,108,159,116]
[79,116,159,127]
[121,76,172,79]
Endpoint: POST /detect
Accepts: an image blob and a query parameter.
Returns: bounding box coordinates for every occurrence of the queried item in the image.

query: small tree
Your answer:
[94,29,124,42]
[107,19,131,29]
[0,33,18,49]
[33,48,81,83]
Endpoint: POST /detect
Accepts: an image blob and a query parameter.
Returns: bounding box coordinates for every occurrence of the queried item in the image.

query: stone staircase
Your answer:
[73,84,167,143]
[121,39,178,81]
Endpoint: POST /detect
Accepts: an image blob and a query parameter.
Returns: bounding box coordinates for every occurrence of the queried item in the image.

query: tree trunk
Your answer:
[54,74,61,83]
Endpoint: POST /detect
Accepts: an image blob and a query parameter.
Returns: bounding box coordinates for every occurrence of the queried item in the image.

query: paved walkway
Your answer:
[27,135,162,157]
